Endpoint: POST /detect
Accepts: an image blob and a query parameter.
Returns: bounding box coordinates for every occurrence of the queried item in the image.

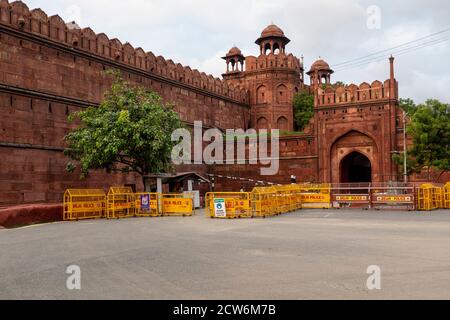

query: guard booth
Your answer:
[143,172,210,209]
[107,187,134,219]
[63,189,106,221]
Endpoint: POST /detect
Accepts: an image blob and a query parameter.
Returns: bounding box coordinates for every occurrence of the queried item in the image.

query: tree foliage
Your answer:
[399,98,417,115]
[393,99,450,180]
[64,73,182,184]
[293,91,314,131]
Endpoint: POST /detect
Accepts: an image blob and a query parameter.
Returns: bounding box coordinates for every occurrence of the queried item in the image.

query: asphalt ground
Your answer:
[1,209,450,299]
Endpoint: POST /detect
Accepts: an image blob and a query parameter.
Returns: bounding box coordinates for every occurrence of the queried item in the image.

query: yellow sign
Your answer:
[71,201,103,212]
[111,201,132,209]
[301,193,331,203]
[375,195,412,202]
[335,195,368,201]
[162,198,192,213]
[223,199,250,213]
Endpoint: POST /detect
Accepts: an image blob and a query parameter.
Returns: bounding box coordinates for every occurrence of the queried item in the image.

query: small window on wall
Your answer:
[256,85,266,104]
[276,84,287,103]
[277,116,288,131]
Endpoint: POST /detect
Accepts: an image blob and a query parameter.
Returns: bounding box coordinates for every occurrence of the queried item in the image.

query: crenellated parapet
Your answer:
[316,79,398,107]
[0,0,249,103]
[245,52,302,73]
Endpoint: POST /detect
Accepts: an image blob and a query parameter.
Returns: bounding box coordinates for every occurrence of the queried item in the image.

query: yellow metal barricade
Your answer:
[107,187,134,219]
[444,183,450,209]
[161,194,194,216]
[251,185,302,217]
[273,185,302,213]
[417,184,441,211]
[63,189,106,221]
[251,187,278,218]
[434,186,444,209]
[134,193,160,217]
[298,183,331,209]
[206,192,252,218]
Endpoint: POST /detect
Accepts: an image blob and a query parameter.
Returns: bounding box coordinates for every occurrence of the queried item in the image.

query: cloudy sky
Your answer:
[24,0,450,103]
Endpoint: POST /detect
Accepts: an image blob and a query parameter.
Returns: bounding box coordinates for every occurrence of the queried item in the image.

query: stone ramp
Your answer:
[0,204,62,228]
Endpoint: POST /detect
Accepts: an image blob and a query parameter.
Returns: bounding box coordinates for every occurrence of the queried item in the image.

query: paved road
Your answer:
[1,209,450,299]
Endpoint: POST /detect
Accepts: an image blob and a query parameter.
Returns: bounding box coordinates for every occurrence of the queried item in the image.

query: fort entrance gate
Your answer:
[340,151,372,183]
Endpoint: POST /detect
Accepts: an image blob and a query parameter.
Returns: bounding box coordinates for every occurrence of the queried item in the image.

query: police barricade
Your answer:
[251,187,278,218]
[272,186,290,214]
[206,192,252,219]
[298,183,331,209]
[134,193,160,217]
[63,189,106,221]
[331,183,371,209]
[434,185,444,209]
[444,182,450,209]
[107,187,134,219]
[273,185,302,213]
[161,194,194,216]
[370,183,416,211]
[417,184,442,211]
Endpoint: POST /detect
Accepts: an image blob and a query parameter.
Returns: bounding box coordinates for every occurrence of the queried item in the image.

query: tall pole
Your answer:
[403,111,408,183]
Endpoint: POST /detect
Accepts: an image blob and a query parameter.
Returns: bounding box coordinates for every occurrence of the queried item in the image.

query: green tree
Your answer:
[64,74,182,188]
[394,99,450,181]
[399,98,417,115]
[293,91,314,131]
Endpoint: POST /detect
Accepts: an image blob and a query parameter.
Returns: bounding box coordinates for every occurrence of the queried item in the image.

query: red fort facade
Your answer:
[0,0,411,205]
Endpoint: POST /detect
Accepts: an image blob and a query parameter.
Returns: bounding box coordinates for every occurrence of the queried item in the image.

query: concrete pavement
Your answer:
[1,209,450,299]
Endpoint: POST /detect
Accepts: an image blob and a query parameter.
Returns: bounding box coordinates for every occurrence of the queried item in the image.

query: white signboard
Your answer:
[214,198,226,217]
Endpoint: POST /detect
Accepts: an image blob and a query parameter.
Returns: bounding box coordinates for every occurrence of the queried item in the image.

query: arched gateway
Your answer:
[330,130,378,184]
[340,151,372,183]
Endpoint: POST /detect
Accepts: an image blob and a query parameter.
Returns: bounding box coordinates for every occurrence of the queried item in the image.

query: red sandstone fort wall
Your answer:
[0,0,253,205]
[1,0,426,208]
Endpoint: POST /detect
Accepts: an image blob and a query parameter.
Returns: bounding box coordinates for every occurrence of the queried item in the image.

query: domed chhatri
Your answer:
[261,24,285,38]
[307,58,334,87]
[226,46,243,57]
[222,46,245,73]
[255,23,290,45]
[308,58,332,73]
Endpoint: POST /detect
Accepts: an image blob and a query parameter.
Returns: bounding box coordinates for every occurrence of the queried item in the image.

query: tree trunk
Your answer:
[142,176,148,192]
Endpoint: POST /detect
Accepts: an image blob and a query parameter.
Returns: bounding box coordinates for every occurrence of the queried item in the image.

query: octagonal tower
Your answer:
[223,24,305,131]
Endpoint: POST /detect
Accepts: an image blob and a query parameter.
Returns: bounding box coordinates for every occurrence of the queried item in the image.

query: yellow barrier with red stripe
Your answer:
[161,194,194,216]
[107,187,135,219]
[63,189,106,221]
[205,192,252,218]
